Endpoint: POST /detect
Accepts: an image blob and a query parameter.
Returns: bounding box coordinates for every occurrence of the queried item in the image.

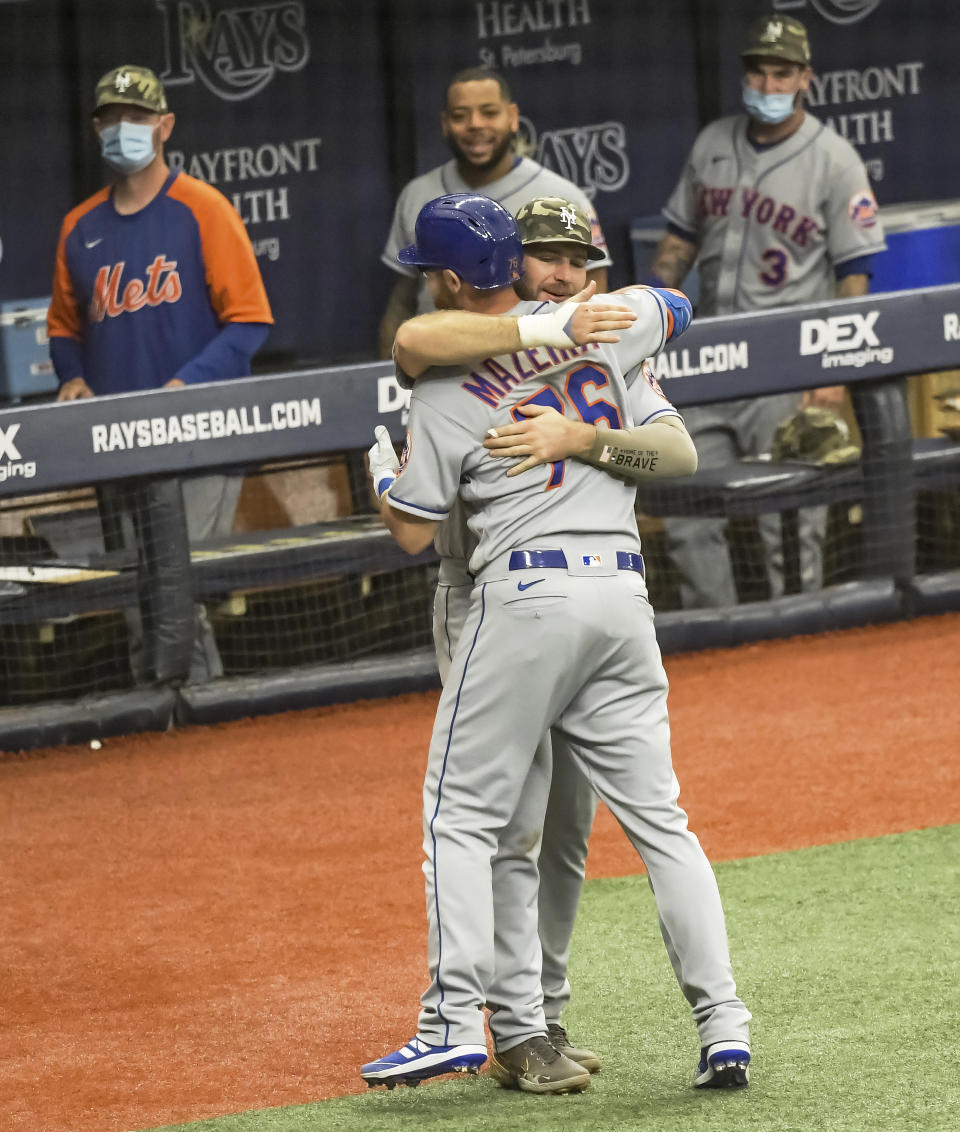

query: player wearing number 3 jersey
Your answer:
[650,13,886,610]
[362,194,751,1095]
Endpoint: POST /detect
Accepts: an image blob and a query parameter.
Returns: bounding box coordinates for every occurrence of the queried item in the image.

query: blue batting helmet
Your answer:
[397,194,522,289]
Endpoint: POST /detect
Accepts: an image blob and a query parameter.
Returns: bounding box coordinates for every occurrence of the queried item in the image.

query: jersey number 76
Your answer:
[511,363,623,489]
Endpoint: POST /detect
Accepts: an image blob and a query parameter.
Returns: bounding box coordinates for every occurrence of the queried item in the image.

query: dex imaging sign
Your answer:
[0,422,37,484]
[799,310,894,369]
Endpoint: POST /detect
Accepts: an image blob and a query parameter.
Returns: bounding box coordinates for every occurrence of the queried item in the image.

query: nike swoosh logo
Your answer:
[85,238,103,249]
[517,578,544,591]
[710,155,728,163]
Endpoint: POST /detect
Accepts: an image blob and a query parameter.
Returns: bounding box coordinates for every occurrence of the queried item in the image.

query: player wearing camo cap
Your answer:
[377,68,611,356]
[513,196,606,303]
[92,63,169,114]
[362,193,751,1095]
[648,13,886,609]
[47,64,272,683]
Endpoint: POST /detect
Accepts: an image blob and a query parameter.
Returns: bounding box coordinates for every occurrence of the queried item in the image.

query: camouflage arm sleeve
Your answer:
[584,415,697,482]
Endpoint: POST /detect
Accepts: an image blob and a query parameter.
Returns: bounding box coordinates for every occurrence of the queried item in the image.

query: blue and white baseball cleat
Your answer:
[361,1037,487,1089]
[694,1041,750,1089]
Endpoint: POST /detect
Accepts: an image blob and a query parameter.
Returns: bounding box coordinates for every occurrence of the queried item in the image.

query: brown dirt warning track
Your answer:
[2,613,959,1132]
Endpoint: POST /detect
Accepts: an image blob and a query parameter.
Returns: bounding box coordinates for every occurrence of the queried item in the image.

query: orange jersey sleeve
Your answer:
[167,174,274,325]
[47,188,111,342]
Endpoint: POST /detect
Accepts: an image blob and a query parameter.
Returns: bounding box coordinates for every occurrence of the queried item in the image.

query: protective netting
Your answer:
[0,456,435,708]
[1,380,959,713]
[638,379,960,611]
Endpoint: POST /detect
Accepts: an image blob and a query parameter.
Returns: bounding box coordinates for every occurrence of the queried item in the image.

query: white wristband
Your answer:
[517,300,578,350]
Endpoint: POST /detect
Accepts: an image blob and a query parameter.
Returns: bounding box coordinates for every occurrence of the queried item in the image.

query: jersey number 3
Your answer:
[511,364,623,489]
[760,248,788,287]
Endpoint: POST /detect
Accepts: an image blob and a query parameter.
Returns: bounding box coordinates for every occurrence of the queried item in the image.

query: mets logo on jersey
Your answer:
[848,190,879,230]
[643,360,669,401]
[399,430,412,473]
[89,256,183,323]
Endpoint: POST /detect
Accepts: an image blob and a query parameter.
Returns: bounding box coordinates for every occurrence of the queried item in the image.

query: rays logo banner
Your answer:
[156,0,310,101]
[772,0,882,25]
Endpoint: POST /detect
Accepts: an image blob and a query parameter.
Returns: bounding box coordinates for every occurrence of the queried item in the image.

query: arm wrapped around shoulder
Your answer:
[586,415,697,481]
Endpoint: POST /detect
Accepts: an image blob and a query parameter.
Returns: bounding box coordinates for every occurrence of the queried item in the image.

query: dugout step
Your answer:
[902,569,960,615]
[654,578,901,654]
[176,646,440,726]
[911,436,960,488]
[0,514,437,626]
[0,684,176,753]
[187,514,438,594]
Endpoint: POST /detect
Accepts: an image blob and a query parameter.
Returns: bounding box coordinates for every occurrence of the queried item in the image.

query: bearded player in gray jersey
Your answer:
[378,67,610,355]
[649,13,886,609]
[361,194,751,1096]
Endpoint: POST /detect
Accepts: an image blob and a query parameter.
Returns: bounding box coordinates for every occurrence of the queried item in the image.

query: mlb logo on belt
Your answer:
[582,554,603,567]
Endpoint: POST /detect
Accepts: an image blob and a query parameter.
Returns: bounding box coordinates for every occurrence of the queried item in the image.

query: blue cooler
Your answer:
[870,200,960,293]
[0,298,57,402]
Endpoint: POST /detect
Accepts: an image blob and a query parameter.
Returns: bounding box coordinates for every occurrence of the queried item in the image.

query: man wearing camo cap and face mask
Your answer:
[47,64,272,685]
[646,13,885,611]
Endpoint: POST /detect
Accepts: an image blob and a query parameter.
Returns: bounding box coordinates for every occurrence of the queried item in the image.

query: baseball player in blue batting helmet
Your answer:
[397,193,522,290]
[363,186,752,1094]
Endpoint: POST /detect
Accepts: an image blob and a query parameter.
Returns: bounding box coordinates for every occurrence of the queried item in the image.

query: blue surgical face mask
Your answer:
[741,82,796,125]
[99,120,157,174]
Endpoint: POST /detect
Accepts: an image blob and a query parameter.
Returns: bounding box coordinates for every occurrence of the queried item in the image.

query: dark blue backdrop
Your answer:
[1,0,958,365]
[0,0,76,307]
[401,0,700,287]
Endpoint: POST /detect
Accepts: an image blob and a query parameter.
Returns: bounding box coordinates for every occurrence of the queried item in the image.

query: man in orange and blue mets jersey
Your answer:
[47,64,273,683]
[48,63,272,397]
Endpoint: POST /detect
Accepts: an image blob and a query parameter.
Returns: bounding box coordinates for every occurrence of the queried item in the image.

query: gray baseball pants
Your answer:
[433,577,599,1038]
[418,545,750,1053]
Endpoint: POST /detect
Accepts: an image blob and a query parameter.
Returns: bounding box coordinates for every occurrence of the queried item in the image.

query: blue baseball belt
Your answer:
[508,549,645,576]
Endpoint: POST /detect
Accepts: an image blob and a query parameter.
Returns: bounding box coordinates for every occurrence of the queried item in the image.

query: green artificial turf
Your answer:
[148,825,959,1132]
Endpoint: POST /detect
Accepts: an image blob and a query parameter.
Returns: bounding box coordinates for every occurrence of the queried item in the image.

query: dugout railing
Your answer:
[1,284,959,750]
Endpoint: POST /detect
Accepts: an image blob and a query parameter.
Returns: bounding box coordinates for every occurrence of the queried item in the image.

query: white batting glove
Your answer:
[368,425,400,500]
[516,300,579,350]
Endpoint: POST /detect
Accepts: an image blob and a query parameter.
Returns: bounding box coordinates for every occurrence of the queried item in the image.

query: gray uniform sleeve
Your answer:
[599,287,676,372]
[381,182,420,278]
[823,160,887,267]
[662,138,703,237]
[386,397,471,519]
[627,360,682,425]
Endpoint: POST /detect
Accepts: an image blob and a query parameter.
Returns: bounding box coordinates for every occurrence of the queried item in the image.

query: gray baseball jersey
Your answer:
[387,290,751,1054]
[663,112,887,316]
[433,357,677,580]
[383,157,612,314]
[389,290,676,577]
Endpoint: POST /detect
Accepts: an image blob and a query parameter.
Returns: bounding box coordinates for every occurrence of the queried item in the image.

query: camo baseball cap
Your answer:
[741,14,811,66]
[515,197,605,262]
[771,407,860,465]
[93,65,169,115]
